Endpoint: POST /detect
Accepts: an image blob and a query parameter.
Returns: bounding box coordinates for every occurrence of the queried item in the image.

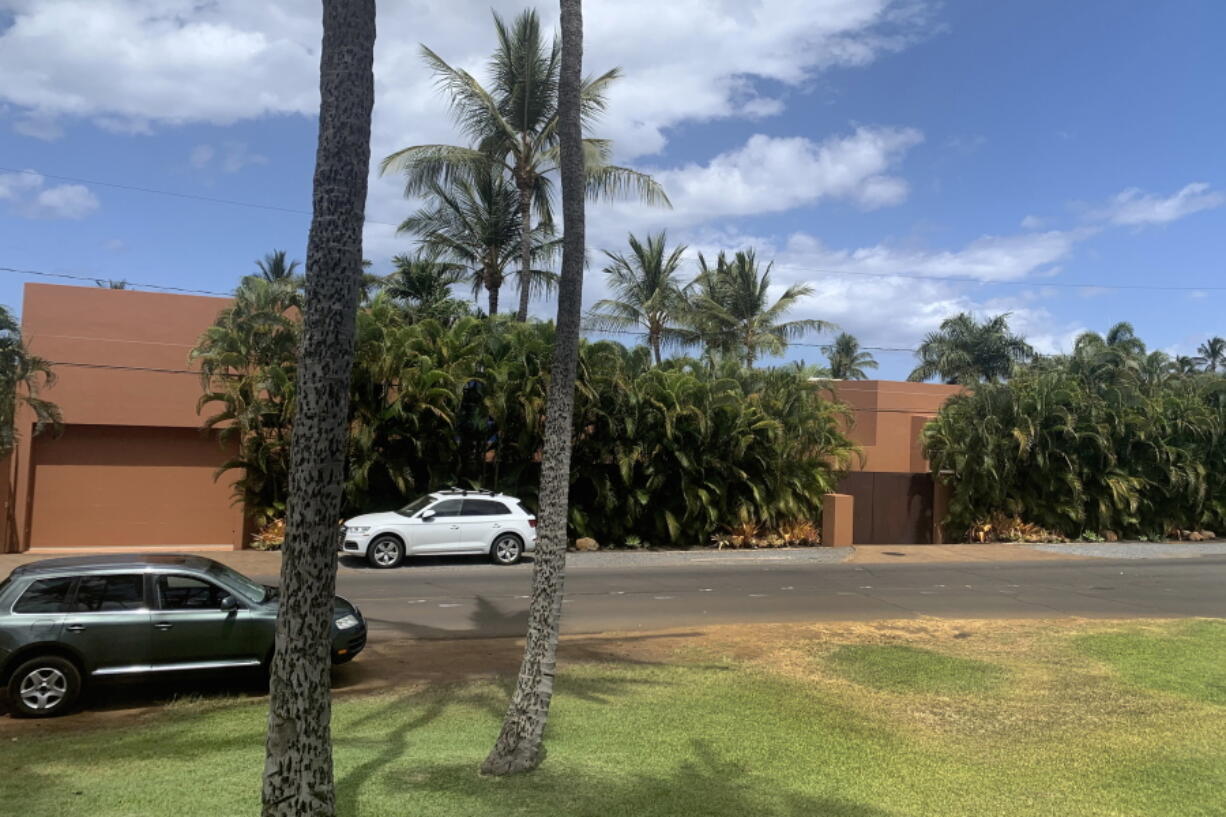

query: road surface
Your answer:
[309,555,1226,638]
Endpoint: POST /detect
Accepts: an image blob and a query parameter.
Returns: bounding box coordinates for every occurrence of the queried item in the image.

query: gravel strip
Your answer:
[1033,542,1226,559]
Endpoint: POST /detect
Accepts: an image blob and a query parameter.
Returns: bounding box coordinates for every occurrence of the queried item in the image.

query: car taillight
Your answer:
[528,518,537,528]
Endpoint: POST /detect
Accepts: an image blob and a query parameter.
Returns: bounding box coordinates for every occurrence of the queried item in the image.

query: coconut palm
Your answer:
[689,249,834,368]
[908,313,1033,384]
[379,253,470,324]
[399,166,559,316]
[1174,355,1202,375]
[254,250,301,284]
[823,332,878,380]
[1197,336,1226,373]
[0,305,61,456]
[261,2,374,815]
[587,232,689,364]
[482,0,589,777]
[380,9,668,322]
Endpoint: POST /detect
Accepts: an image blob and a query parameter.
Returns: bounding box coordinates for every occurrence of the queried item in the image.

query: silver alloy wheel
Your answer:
[371,539,401,567]
[493,535,521,564]
[19,667,68,712]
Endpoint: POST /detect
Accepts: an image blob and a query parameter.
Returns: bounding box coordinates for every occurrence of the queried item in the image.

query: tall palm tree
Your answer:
[399,166,559,315]
[380,9,668,322]
[0,305,61,457]
[587,231,688,364]
[1197,336,1226,373]
[483,0,587,776]
[689,249,833,368]
[254,250,302,284]
[908,312,1033,384]
[261,2,374,816]
[380,252,470,324]
[1173,355,1202,376]
[823,332,878,380]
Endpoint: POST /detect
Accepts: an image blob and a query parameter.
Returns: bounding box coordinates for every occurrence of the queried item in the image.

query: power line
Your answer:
[0,166,402,228]
[4,168,1223,294]
[1,266,234,297]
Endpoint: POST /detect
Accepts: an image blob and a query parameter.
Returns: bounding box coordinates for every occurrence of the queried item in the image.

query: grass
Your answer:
[825,644,1006,695]
[2,619,1224,817]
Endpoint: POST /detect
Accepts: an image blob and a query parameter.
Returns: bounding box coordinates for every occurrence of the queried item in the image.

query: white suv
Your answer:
[340,490,537,569]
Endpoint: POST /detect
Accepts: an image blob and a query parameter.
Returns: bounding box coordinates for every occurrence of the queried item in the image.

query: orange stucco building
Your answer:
[3,284,246,553]
[3,283,960,552]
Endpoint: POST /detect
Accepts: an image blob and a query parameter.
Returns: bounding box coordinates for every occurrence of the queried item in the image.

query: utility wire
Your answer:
[1,266,234,297]
[3,169,1223,293]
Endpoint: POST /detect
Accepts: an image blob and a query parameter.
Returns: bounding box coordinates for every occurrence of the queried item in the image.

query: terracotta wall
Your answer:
[826,380,963,474]
[27,426,242,548]
[8,284,244,551]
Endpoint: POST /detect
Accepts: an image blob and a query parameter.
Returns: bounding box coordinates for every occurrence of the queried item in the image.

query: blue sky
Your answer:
[1,0,1223,378]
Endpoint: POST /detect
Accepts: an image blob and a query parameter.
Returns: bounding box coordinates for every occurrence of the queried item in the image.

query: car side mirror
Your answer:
[220,595,239,613]
[420,509,436,521]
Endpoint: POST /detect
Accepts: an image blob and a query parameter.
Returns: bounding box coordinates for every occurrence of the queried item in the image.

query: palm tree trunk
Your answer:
[481,0,585,776]
[261,3,374,815]
[516,178,533,322]
[650,327,661,366]
[488,277,500,316]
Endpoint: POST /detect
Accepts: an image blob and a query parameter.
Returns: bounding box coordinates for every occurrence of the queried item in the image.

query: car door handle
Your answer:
[154,622,174,631]
[65,624,86,633]
[449,524,460,530]
[492,523,501,529]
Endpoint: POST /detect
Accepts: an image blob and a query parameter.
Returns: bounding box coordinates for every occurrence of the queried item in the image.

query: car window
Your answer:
[428,499,464,518]
[462,499,510,516]
[13,577,76,614]
[397,494,435,516]
[516,501,535,517]
[157,575,230,611]
[74,575,145,612]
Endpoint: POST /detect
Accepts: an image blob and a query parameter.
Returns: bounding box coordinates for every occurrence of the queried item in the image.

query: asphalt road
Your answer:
[312,555,1226,638]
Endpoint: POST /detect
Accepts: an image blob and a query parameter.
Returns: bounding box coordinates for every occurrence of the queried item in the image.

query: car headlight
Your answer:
[346,526,371,535]
[335,614,360,630]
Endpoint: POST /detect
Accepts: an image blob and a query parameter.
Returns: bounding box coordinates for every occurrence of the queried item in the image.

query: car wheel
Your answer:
[490,534,523,566]
[366,535,405,569]
[7,656,82,718]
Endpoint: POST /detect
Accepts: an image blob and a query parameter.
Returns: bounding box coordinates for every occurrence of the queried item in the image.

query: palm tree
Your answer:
[399,165,559,315]
[823,332,878,380]
[0,305,61,456]
[380,9,668,322]
[482,0,588,777]
[254,250,301,284]
[587,232,689,364]
[1174,355,1202,375]
[379,252,471,324]
[689,249,833,368]
[1197,336,1226,373]
[908,312,1034,384]
[261,2,374,815]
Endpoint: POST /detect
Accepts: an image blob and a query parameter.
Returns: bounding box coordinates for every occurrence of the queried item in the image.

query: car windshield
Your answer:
[396,495,435,517]
[206,562,269,603]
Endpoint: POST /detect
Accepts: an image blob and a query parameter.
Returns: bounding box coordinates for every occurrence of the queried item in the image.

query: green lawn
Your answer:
[2,619,1224,817]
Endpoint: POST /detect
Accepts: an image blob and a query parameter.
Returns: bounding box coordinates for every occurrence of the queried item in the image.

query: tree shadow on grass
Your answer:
[376,739,897,817]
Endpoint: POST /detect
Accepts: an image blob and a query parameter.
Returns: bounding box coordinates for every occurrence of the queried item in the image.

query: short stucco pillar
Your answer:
[932,479,952,544]
[822,493,854,548]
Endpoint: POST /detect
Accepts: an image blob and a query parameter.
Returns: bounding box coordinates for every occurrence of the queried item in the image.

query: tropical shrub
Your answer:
[925,350,1226,540]
[194,303,855,547]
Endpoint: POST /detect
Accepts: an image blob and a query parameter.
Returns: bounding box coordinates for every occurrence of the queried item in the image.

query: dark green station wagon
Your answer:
[0,555,366,717]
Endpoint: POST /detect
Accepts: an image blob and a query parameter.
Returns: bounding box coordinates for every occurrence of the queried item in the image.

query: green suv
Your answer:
[0,554,366,718]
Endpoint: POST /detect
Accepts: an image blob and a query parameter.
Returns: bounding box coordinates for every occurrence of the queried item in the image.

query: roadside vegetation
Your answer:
[4,618,1222,817]
[924,320,1226,541]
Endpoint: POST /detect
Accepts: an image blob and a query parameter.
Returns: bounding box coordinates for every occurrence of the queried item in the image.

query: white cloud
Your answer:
[0,168,100,219]
[1092,182,1225,227]
[597,127,922,232]
[1020,214,1045,230]
[189,144,216,169]
[12,113,64,140]
[189,141,267,173]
